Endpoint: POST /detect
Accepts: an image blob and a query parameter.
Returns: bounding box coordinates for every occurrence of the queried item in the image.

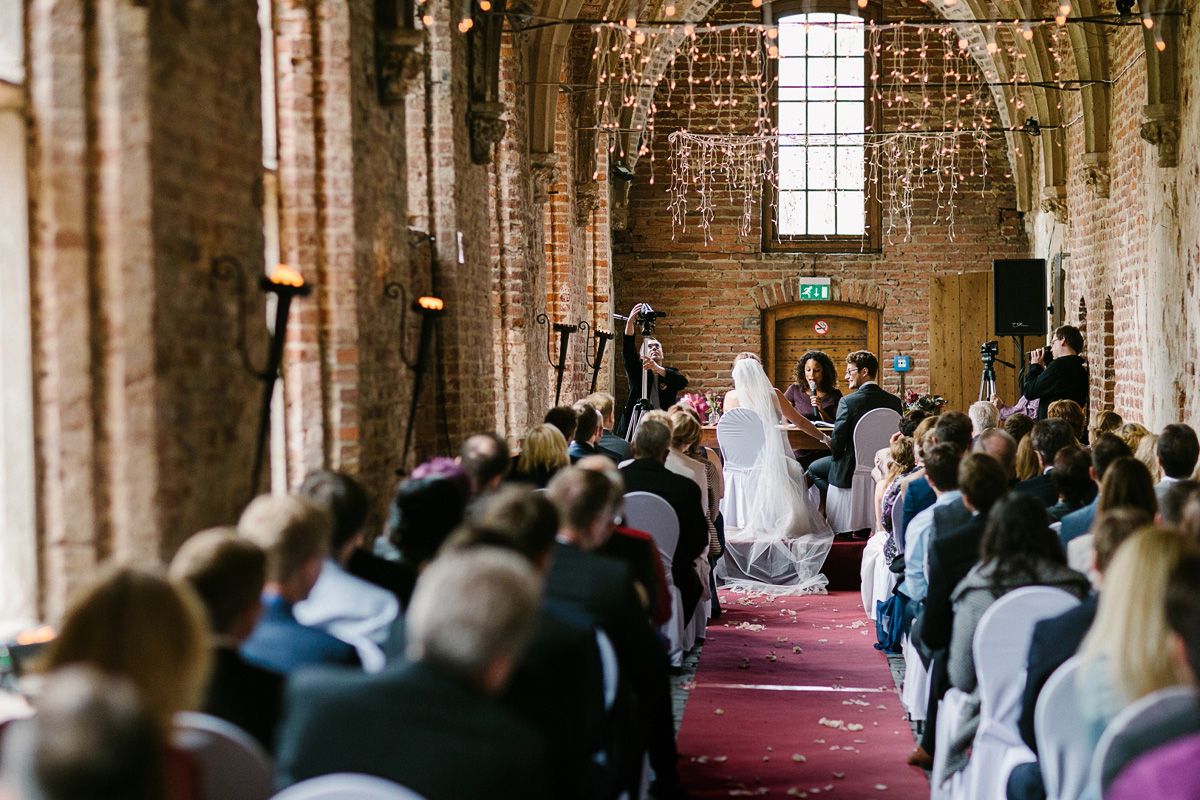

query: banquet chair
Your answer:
[623,491,689,665]
[714,407,766,531]
[963,586,1081,800]
[271,774,426,800]
[860,529,898,620]
[1034,655,1090,800]
[1088,685,1198,797]
[173,711,274,800]
[826,408,901,533]
[900,632,930,723]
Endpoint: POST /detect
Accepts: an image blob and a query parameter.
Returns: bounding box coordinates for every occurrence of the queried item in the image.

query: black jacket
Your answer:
[203,645,284,753]
[828,383,903,489]
[275,660,548,799]
[913,513,985,654]
[1015,472,1060,508]
[619,458,708,620]
[1021,354,1089,419]
[618,333,687,435]
[1018,593,1099,753]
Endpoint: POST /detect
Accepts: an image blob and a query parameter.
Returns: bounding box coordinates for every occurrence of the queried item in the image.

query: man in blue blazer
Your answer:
[808,350,903,496]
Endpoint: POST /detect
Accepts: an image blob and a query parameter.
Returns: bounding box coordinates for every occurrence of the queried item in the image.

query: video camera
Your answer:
[635,305,667,336]
[980,340,999,366]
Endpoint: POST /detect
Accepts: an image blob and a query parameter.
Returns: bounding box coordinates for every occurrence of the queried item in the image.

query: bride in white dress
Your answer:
[716,353,834,594]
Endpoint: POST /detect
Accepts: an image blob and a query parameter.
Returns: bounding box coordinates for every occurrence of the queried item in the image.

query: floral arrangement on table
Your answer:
[680,391,724,423]
[903,390,947,415]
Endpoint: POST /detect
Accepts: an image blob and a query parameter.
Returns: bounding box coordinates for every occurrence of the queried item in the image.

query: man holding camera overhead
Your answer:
[617,303,688,436]
[1021,324,1089,420]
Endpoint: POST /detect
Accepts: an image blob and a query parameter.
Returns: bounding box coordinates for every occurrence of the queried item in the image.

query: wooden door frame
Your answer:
[762,301,884,385]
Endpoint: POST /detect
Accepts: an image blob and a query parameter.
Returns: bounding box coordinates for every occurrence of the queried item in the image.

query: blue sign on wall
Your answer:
[893,355,912,373]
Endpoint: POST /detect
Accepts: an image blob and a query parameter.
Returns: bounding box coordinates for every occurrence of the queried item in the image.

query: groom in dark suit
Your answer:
[807,350,903,497]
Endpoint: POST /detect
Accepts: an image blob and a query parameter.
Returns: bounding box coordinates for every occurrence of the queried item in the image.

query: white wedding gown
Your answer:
[715,359,834,594]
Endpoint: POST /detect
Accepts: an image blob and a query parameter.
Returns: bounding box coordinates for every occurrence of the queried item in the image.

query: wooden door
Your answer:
[763,302,883,390]
[928,272,1021,413]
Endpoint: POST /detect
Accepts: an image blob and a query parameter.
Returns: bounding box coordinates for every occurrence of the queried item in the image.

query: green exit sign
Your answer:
[799,278,831,301]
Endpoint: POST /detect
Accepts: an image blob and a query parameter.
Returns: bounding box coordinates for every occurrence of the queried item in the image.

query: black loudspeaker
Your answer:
[993,258,1048,337]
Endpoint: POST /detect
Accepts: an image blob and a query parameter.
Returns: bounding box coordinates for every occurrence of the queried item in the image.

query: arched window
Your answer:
[765,0,881,252]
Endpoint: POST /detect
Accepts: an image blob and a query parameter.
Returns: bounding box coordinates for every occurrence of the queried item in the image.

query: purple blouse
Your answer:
[784,383,842,423]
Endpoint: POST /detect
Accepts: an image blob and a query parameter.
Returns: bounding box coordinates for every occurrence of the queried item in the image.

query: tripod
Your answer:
[978,359,998,402]
[624,366,654,442]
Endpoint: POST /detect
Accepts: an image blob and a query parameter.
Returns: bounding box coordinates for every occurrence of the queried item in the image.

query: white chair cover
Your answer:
[932,687,972,800]
[271,774,426,800]
[1088,685,1197,797]
[173,711,274,800]
[623,491,690,663]
[594,629,619,711]
[860,529,886,618]
[901,632,931,722]
[1036,656,1090,800]
[715,407,766,531]
[963,587,1081,800]
[827,408,902,532]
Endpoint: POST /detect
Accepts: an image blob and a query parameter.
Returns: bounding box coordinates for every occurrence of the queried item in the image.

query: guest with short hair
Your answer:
[1015,418,1076,507]
[1021,324,1088,419]
[899,413,972,547]
[169,529,283,751]
[1046,398,1086,442]
[382,462,472,607]
[276,548,548,800]
[238,495,361,673]
[568,402,609,463]
[459,432,511,495]
[294,471,398,667]
[1003,412,1034,444]
[544,405,579,442]
[967,401,999,439]
[903,442,964,606]
[974,428,1017,484]
[586,391,633,461]
[0,667,165,800]
[1155,423,1200,500]
[1160,479,1200,527]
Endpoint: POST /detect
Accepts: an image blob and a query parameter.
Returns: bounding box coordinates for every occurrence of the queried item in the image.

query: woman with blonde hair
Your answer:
[877,436,918,564]
[1014,434,1041,482]
[1091,409,1123,442]
[1116,422,1151,454]
[1134,432,1162,482]
[510,423,569,488]
[1079,527,1200,743]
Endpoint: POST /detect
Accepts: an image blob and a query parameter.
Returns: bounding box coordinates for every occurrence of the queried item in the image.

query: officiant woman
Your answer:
[784,350,842,467]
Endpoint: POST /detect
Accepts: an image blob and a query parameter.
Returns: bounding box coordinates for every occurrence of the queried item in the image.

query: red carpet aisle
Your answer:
[676,590,929,798]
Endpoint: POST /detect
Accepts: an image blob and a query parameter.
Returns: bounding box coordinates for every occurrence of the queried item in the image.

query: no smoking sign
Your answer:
[813,319,829,336]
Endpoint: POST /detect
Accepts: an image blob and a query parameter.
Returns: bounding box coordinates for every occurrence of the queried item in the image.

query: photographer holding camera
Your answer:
[618,302,688,436]
[1020,324,1088,420]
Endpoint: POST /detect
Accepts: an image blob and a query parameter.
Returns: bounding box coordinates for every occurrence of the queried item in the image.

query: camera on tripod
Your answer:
[980,340,999,365]
[635,305,667,336]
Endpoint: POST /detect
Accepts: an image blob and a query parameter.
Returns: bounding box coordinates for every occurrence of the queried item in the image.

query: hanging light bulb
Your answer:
[857,0,868,7]
[766,26,778,39]
[1057,1,1071,14]
[683,22,695,36]
[422,12,434,26]
[1021,25,1034,40]
[957,36,970,49]
[768,44,779,57]
[458,17,473,31]
[1142,15,1154,28]
[1055,14,1067,25]
[751,0,763,6]
[625,14,637,29]
[664,3,676,15]
[1154,28,1166,50]
[634,30,647,44]
[479,0,491,9]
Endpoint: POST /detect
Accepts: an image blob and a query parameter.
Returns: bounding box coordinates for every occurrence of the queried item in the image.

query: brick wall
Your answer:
[611,0,1029,413]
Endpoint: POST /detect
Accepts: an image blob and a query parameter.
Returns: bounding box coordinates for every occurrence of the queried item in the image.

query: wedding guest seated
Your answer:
[545,405,579,442]
[785,350,843,468]
[1160,479,1200,527]
[899,413,971,546]
[1115,422,1152,454]
[975,428,1017,486]
[295,471,399,666]
[1155,423,1200,501]
[1135,432,1161,483]
[382,460,472,607]
[1058,433,1133,546]
[586,391,633,461]
[1046,445,1097,522]
[1006,507,1151,800]
[1046,399,1087,443]
[578,455,672,626]
[569,401,612,463]
[444,486,611,799]
[877,437,917,566]
[968,400,999,442]
[1090,409,1123,441]
[1014,419,1076,507]
[1095,456,1159,523]
[1104,550,1200,800]
[1077,528,1198,747]
[510,423,570,488]
[942,495,1089,778]
[238,495,361,673]
[1014,435,1040,483]
[892,416,939,555]
[169,529,283,752]
[36,566,212,800]
[903,443,964,608]
[1003,411,1034,445]
[620,418,708,626]
[276,548,548,800]
[0,667,164,800]
[459,432,511,495]
[545,467,682,799]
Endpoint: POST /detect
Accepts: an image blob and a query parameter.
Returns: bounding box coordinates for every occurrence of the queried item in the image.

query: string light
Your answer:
[665,3,677,16]
[479,0,492,10]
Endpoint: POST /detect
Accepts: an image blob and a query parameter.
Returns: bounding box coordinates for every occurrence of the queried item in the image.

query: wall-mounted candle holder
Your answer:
[536,313,581,405]
[581,323,614,393]
[385,281,446,471]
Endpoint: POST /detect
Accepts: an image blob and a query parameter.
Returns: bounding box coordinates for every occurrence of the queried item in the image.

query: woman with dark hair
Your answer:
[784,350,842,423]
[1098,456,1159,518]
[783,350,842,467]
[942,493,1089,776]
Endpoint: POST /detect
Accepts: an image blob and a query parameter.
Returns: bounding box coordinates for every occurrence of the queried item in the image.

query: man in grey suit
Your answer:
[807,350,903,497]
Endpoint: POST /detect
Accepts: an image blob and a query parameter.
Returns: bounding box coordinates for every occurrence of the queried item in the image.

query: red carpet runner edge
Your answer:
[675,590,930,798]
